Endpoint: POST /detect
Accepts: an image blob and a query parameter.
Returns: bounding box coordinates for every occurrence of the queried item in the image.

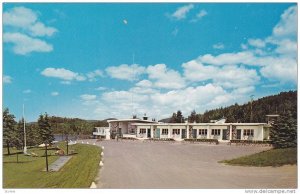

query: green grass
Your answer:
[220,147,297,167]
[3,142,101,188]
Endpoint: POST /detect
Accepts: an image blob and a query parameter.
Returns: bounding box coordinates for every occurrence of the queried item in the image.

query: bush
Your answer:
[184,138,219,144]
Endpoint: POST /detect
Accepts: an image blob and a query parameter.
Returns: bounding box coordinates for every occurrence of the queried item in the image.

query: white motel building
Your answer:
[93,115,272,142]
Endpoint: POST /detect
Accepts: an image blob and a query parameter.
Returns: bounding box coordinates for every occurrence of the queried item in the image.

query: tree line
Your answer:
[3,109,109,155]
[163,91,297,123]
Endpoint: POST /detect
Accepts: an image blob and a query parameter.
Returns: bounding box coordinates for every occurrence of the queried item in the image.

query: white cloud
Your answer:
[87,70,104,81]
[3,6,37,28]
[95,86,107,91]
[248,39,266,48]
[147,64,186,89]
[136,79,153,88]
[23,89,31,94]
[272,5,297,39]
[3,6,57,37]
[105,64,145,81]
[3,6,57,55]
[198,51,256,66]
[3,32,53,55]
[171,4,194,20]
[51,92,59,96]
[3,75,12,84]
[41,67,86,82]
[29,22,57,37]
[80,94,97,101]
[212,43,224,49]
[190,9,207,22]
[182,60,260,89]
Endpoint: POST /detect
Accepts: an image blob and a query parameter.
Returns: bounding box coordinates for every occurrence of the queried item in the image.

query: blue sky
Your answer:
[3,3,297,122]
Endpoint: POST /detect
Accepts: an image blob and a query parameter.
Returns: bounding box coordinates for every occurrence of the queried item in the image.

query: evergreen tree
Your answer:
[3,108,17,155]
[176,110,184,123]
[38,113,54,144]
[188,110,197,123]
[170,113,177,123]
[270,111,297,148]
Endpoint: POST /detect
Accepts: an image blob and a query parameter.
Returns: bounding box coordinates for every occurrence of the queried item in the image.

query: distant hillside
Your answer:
[161,91,297,123]
[198,91,297,123]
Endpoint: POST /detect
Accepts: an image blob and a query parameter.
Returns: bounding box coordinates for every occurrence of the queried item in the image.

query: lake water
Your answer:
[54,134,78,141]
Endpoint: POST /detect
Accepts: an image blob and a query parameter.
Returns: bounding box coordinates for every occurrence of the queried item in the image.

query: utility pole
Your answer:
[23,104,27,154]
[250,95,254,123]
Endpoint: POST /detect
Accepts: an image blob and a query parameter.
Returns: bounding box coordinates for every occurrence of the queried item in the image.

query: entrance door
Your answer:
[222,129,228,140]
[236,129,241,140]
[147,128,151,138]
[192,129,197,139]
[181,129,186,139]
[156,128,160,138]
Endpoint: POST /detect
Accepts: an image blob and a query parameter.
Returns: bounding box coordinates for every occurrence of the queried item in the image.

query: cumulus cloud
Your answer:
[182,60,260,89]
[248,39,266,48]
[3,6,57,55]
[41,68,86,81]
[105,64,145,81]
[80,94,97,101]
[3,6,57,37]
[87,69,104,81]
[95,86,107,91]
[136,79,153,88]
[3,75,12,84]
[170,4,194,20]
[272,5,297,39]
[147,64,186,89]
[3,32,53,55]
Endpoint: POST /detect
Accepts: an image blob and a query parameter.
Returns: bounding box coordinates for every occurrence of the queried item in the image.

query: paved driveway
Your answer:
[92,140,297,189]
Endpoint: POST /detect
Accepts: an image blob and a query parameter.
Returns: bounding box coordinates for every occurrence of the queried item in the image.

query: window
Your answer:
[211,129,221,136]
[199,129,207,135]
[243,129,254,136]
[162,129,168,135]
[140,128,146,134]
[172,129,180,135]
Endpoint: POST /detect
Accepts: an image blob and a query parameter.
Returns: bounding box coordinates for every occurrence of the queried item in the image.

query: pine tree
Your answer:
[38,113,54,172]
[270,111,297,148]
[38,113,54,144]
[3,108,17,155]
[188,110,197,123]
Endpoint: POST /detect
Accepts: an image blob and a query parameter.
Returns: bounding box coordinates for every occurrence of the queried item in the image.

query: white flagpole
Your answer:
[23,104,27,154]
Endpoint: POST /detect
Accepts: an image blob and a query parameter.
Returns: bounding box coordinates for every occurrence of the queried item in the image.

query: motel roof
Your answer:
[107,118,157,123]
[131,122,268,126]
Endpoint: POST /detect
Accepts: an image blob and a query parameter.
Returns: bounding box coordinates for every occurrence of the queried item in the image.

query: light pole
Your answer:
[23,104,27,154]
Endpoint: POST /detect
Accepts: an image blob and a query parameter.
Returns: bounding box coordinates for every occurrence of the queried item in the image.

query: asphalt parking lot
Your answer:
[92,140,297,189]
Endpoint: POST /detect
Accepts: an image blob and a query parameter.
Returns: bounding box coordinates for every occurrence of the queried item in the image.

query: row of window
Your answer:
[162,129,181,135]
[139,128,255,136]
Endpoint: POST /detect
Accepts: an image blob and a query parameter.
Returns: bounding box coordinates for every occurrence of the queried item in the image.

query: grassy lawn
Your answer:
[220,147,297,167]
[3,142,101,188]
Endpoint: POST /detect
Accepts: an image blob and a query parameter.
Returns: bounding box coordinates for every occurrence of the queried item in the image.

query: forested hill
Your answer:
[193,91,297,123]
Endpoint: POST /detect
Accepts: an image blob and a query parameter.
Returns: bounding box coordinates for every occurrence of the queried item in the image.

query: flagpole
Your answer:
[23,104,27,154]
